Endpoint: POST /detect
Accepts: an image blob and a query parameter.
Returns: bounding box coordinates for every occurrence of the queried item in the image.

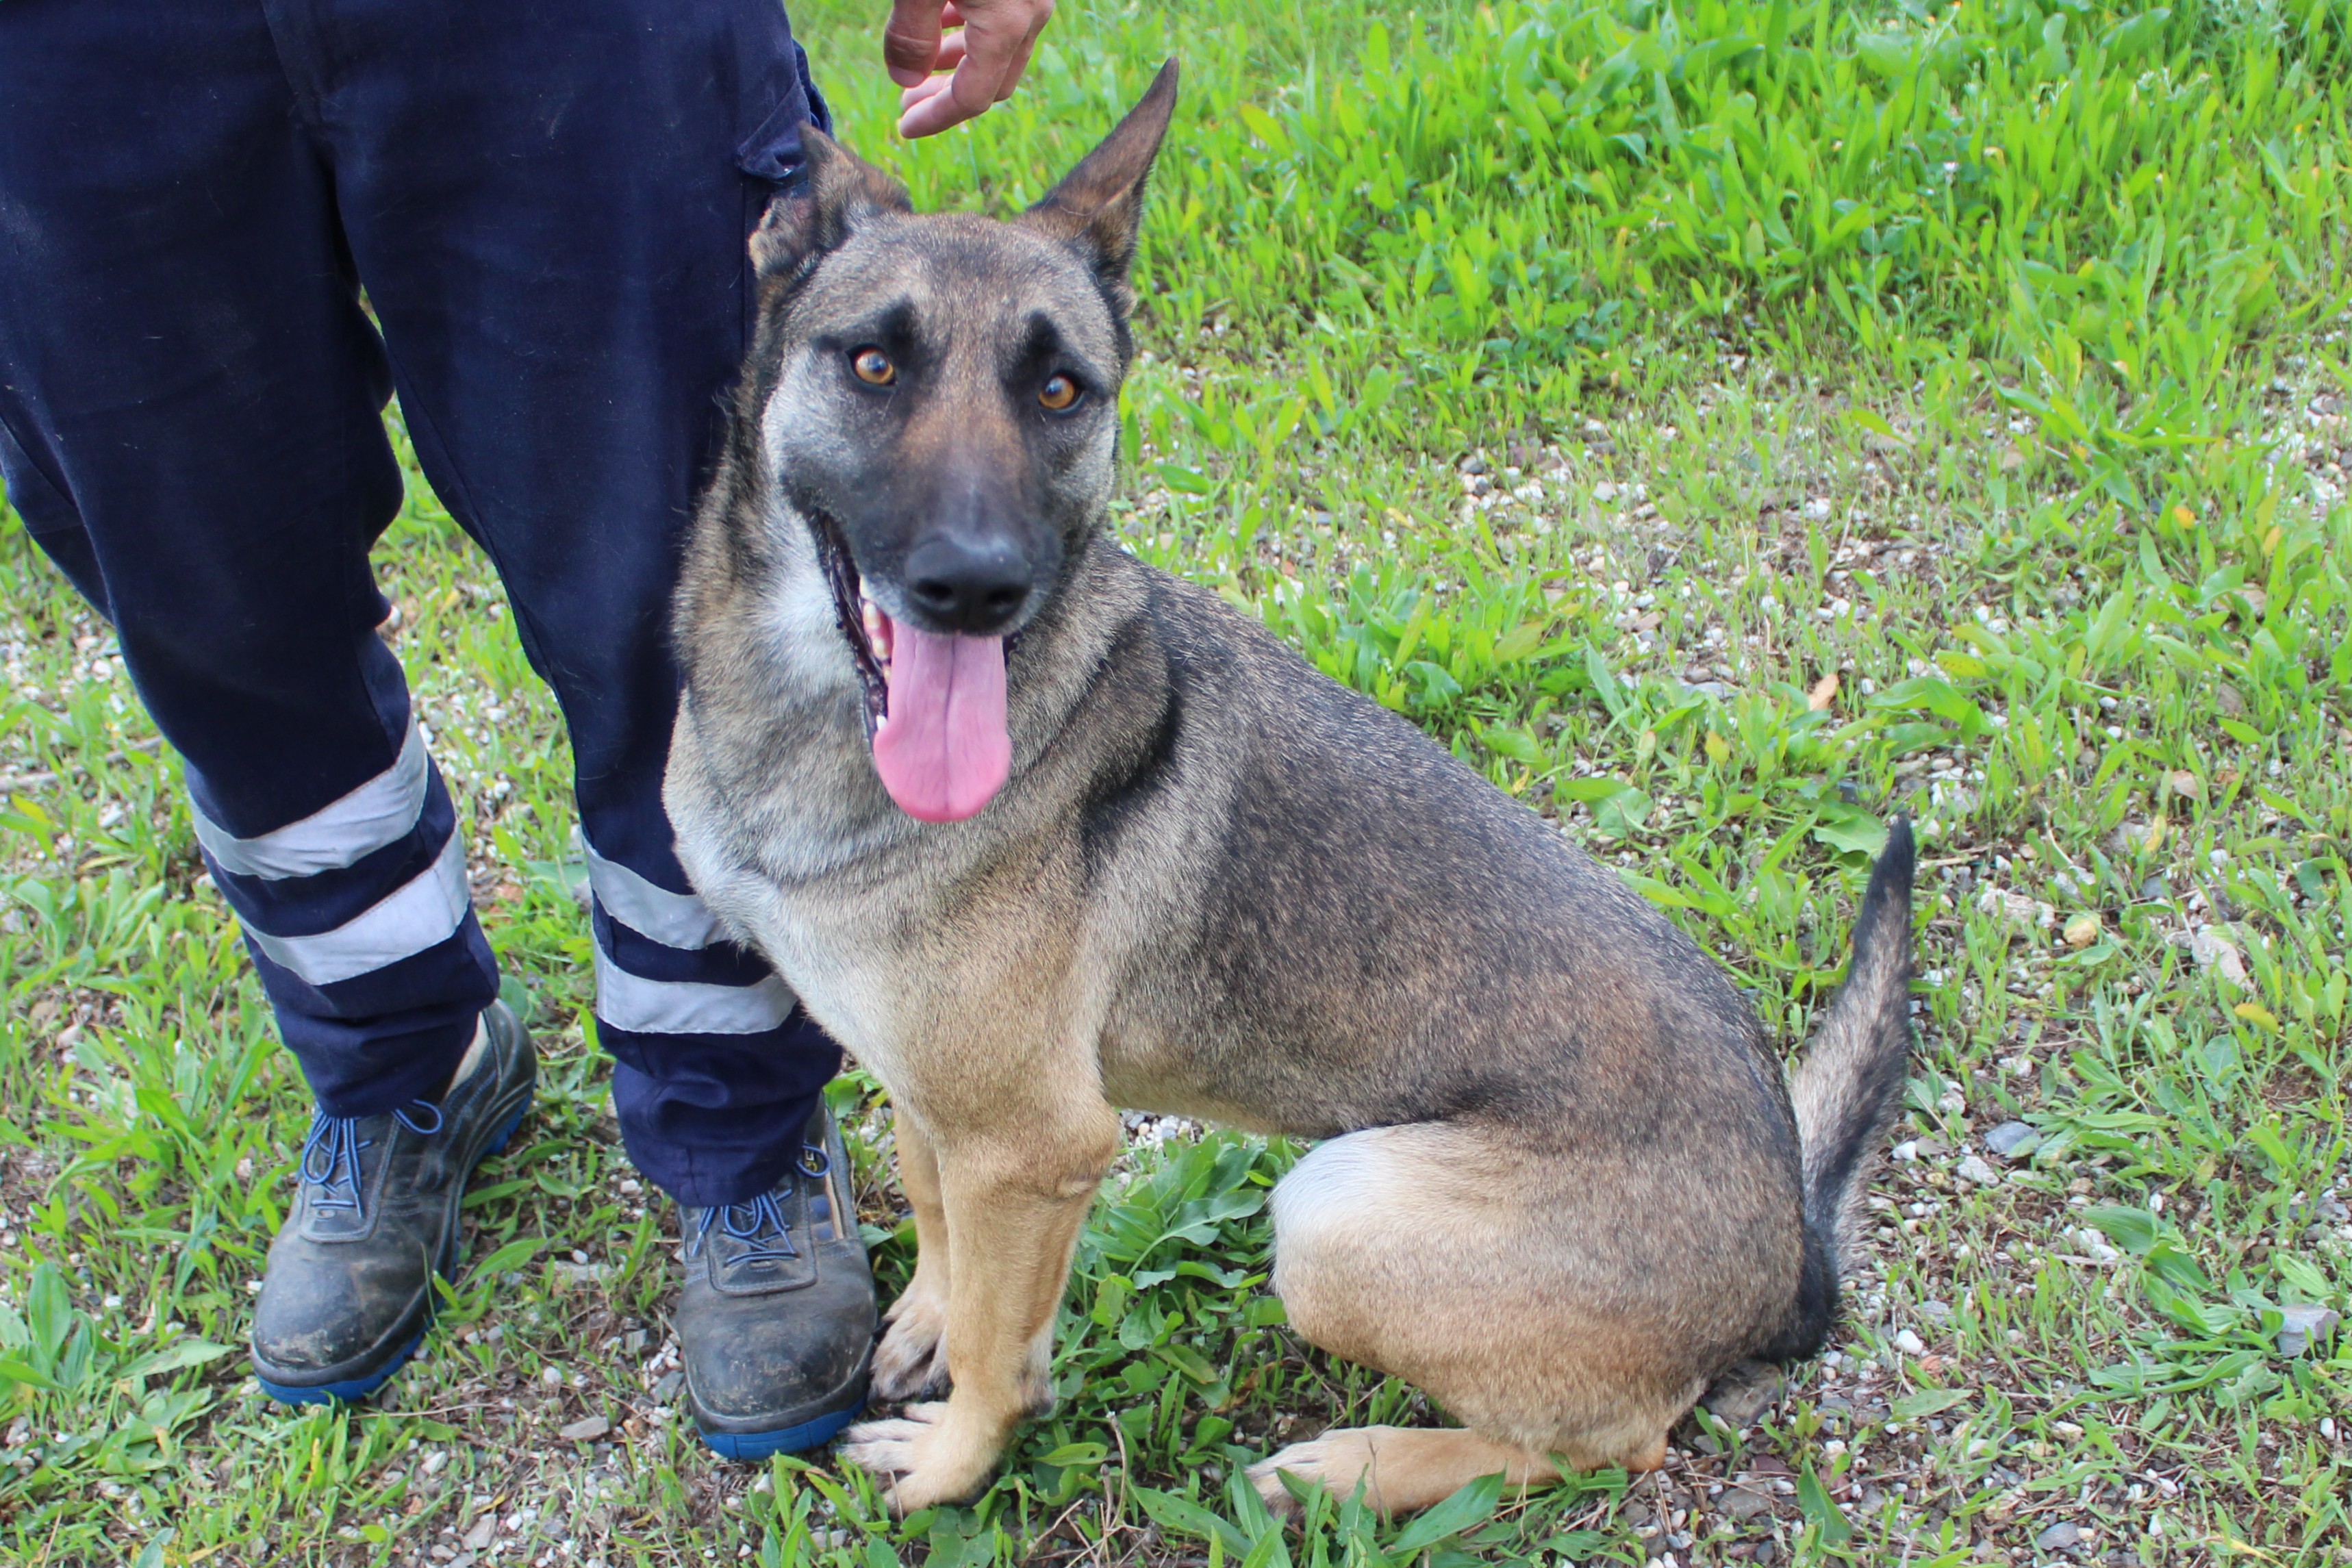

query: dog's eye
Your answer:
[1038,373,1082,412]
[850,348,896,387]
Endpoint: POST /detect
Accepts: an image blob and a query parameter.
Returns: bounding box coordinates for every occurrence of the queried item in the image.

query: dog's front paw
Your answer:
[839,1400,1002,1514]
[872,1289,951,1402]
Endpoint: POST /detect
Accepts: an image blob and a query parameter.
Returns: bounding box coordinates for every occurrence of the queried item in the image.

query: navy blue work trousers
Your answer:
[0,0,842,1206]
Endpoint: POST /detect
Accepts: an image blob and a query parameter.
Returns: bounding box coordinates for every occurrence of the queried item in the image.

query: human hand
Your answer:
[883,0,1055,139]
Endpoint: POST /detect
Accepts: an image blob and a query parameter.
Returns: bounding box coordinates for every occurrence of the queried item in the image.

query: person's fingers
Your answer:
[926,29,969,73]
[994,17,1045,103]
[986,1,1050,102]
[883,0,950,87]
[993,38,1030,103]
[899,75,990,138]
[898,73,956,117]
[899,40,1006,135]
[896,0,1056,138]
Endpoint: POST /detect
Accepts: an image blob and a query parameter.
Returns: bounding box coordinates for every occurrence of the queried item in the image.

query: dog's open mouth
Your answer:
[809,509,1013,824]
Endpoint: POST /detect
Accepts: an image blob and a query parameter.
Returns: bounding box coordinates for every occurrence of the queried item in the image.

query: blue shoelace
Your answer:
[687,1143,829,1266]
[299,1100,444,1223]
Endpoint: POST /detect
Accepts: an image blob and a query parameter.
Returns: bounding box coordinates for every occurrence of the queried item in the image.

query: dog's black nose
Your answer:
[901,535,1030,635]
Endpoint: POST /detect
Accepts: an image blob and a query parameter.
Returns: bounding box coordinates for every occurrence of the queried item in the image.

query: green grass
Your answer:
[5,0,2351,1562]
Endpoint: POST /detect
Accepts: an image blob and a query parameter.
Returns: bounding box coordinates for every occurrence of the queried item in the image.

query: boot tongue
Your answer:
[870,620,1011,822]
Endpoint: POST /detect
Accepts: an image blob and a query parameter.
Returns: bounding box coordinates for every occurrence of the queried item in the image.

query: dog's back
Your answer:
[1084,555,1782,1133]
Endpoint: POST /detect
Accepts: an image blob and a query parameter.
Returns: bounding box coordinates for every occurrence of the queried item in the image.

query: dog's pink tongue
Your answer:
[871,620,1011,822]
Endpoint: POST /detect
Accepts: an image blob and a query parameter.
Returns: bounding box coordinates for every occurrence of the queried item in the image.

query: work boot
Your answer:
[677,1104,876,1458]
[251,1000,536,1404]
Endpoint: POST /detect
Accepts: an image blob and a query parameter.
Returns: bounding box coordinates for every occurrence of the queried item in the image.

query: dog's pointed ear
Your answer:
[750,131,913,277]
[1020,60,1178,314]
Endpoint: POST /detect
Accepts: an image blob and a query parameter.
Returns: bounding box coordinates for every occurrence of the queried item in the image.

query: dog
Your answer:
[663,61,1915,1517]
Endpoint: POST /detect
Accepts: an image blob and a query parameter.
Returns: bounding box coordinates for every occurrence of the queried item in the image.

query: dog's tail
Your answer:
[1710,821,1914,1398]
[1788,817,1916,1283]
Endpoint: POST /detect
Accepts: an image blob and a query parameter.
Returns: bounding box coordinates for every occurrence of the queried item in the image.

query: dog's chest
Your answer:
[691,844,923,1063]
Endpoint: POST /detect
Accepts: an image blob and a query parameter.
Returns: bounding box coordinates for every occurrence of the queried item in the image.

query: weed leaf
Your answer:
[1388,1470,1506,1555]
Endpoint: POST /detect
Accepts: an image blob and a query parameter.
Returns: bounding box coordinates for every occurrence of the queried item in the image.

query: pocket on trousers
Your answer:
[734,45,825,187]
[0,410,80,539]
[0,411,111,614]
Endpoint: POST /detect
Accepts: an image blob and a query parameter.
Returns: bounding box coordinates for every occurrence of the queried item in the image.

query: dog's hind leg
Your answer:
[842,1102,1120,1512]
[1249,1122,1711,1517]
[872,1108,952,1402]
[1249,1426,1565,1516]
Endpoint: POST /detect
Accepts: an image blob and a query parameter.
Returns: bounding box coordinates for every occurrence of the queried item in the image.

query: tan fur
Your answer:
[668,61,1914,1516]
[1252,1122,1707,1506]
[755,829,1124,1508]
[870,1111,951,1402]
[841,1113,1116,1508]
[1248,1426,1627,1519]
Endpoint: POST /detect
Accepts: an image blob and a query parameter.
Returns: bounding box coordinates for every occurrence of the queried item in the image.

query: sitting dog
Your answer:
[664,62,1914,1516]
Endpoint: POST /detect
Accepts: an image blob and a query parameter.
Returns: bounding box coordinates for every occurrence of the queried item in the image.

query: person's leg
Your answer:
[0,0,492,1110]
[0,0,537,1406]
[290,0,872,1454]
[290,0,847,1212]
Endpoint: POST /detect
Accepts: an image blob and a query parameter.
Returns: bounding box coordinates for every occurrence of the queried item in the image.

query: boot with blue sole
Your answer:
[678,1103,877,1458]
[251,999,536,1406]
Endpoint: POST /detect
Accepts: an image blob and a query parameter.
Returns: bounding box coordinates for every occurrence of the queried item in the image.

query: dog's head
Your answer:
[735,63,1177,824]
